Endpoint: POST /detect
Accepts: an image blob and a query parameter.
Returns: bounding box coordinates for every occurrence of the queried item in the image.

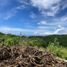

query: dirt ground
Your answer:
[0,46,67,67]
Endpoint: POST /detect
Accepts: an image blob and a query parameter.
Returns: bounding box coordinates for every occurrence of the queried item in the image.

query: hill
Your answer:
[0,32,67,47]
[29,35,67,47]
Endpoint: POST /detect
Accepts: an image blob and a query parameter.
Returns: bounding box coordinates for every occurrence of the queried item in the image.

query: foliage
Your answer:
[46,38,67,59]
[47,44,67,60]
[0,32,67,59]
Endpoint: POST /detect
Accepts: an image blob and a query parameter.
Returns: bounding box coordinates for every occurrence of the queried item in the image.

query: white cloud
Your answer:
[4,4,26,20]
[4,11,17,20]
[31,0,60,9]
[0,26,67,36]
[54,25,67,34]
[2,0,27,20]
[38,21,47,25]
[0,27,34,35]
[31,0,61,16]
[0,0,67,35]
[62,4,67,10]
[33,29,54,36]
[60,16,67,22]
[35,12,67,35]
[61,0,67,10]
[30,12,37,19]
[35,15,67,35]
[18,0,29,5]
[4,9,17,20]
[33,25,67,35]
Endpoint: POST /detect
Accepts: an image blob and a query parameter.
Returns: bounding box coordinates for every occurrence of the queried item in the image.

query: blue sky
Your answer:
[0,0,67,36]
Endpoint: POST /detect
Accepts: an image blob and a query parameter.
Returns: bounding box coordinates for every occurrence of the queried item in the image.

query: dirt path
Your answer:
[0,46,67,67]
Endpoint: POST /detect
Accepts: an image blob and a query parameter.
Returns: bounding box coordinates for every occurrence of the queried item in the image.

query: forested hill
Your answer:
[0,32,67,47]
[29,35,67,47]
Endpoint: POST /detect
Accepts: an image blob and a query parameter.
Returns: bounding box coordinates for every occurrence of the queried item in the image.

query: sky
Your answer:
[0,0,67,36]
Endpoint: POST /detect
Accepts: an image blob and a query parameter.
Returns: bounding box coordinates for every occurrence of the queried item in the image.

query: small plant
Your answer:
[47,43,67,59]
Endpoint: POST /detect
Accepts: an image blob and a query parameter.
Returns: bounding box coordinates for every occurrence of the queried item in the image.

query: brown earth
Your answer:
[0,46,67,67]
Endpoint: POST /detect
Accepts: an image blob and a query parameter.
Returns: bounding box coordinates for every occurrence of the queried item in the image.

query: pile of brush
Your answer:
[0,46,67,67]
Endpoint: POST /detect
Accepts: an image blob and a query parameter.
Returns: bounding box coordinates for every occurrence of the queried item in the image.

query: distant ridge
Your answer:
[0,32,67,47]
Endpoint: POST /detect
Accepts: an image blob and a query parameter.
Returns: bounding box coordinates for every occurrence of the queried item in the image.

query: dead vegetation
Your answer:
[0,46,67,67]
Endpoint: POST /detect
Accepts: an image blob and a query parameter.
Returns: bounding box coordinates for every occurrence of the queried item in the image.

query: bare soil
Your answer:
[0,46,67,67]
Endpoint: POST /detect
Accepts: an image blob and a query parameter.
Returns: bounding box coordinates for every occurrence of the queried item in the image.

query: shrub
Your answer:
[47,44,67,60]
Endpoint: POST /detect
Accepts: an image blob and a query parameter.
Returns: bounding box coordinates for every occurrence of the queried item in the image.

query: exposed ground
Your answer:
[0,46,67,67]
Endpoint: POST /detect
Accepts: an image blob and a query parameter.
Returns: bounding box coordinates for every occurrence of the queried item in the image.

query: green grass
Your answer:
[47,44,67,60]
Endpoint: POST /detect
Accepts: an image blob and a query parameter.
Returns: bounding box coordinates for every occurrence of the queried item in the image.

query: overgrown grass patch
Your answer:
[47,44,67,60]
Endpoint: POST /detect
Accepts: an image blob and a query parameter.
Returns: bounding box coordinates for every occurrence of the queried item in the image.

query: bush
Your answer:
[28,39,46,47]
[47,44,67,60]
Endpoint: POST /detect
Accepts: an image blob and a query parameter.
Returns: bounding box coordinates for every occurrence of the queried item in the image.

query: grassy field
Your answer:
[0,32,67,60]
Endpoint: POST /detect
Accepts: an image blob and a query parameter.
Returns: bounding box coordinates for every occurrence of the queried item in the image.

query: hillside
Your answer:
[29,35,67,47]
[0,32,67,47]
[0,33,67,47]
[0,32,67,60]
